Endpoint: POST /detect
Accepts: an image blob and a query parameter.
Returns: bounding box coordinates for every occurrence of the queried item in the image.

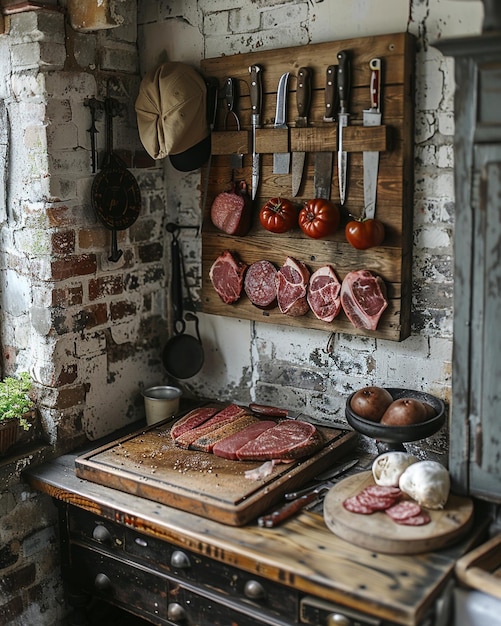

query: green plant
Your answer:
[0,372,34,430]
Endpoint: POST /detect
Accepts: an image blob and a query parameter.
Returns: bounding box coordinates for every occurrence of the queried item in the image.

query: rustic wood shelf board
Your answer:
[200,32,415,341]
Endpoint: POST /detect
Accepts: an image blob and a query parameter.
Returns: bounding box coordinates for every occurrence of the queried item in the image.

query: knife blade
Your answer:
[337,50,351,206]
[291,67,312,197]
[313,65,337,199]
[363,58,382,219]
[248,403,303,420]
[249,64,263,201]
[273,72,290,174]
[201,77,219,219]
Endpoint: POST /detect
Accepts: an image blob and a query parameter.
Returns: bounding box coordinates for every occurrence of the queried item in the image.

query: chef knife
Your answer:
[273,72,291,174]
[201,77,219,218]
[249,64,263,201]
[313,65,337,199]
[291,67,312,197]
[249,403,309,421]
[224,77,243,169]
[363,58,382,219]
[337,50,351,206]
[257,458,358,528]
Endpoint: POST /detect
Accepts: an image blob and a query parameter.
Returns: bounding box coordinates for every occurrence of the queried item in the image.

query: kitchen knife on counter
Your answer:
[313,65,337,199]
[257,458,358,528]
[273,72,291,174]
[363,58,382,219]
[337,50,351,206]
[249,403,335,427]
[249,64,263,200]
[291,67,312,197]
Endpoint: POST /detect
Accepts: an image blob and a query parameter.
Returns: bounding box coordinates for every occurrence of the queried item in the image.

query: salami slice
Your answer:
[244,260,278,309]
[342,495,374,515]
[395,512,431,526]
[356,492,397,511]
[385,501,422,521]
[364,485,402,498]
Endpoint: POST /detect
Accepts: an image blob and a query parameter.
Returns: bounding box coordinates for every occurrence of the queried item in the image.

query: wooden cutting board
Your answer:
[323,471,474,554]
[75,414,357,526]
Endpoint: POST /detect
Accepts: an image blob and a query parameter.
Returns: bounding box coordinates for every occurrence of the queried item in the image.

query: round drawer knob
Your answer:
[244,579,266,600]
[327,613,351,626]
[94,573,112,593]
[170,550,191,569]
[167,602,187,622]
[92,524,112,544]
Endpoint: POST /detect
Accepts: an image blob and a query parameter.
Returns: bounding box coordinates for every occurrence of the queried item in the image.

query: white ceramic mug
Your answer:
[142,386,182,426]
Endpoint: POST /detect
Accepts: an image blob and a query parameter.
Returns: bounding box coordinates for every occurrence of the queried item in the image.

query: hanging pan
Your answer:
[162,227,204,379]
[91,97,141,262]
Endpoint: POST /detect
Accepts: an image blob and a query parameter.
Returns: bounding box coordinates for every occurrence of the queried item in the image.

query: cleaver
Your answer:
[273,72,291,174]
[363,58,382,219]
[314,65,337,199]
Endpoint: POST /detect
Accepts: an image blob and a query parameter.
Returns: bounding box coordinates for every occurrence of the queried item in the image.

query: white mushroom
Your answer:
[398,460,450,509]
[372,451,418,487]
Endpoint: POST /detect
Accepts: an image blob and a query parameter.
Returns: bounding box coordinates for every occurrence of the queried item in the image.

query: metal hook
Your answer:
[324,332,336,354]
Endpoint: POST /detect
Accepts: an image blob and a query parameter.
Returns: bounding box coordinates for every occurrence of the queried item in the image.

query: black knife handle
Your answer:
[249,64,262,118]
[323,65,337,122]
[369,58,382,111]
[257,491,319,528]
[296,67,312,119]
[337,50,351,114]
[205,76,219,130]
[225,77,237,112]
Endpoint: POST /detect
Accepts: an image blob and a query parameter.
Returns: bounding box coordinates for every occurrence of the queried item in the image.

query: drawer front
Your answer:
[68,506,125,551]
[125,526,298,619]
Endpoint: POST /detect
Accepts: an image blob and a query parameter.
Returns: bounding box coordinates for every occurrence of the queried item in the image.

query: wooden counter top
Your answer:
[25,440,485,626]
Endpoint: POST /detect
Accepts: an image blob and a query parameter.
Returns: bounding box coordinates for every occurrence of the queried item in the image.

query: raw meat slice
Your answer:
[210,182,251,236]
[174,404,247,449]
[209,250,247,304]
[212,420,277,460]
[307,265,342,322]
[395,512,431,526]
[340,269,388,330]
[356,492,398,511]
[189,413,258,453]
[385,501,422,521]
[170,406,219,440]
[236,420,323,461]
[244,260,278,309]
[364,485,402,498]
[276,257,310,317]
[342,495,374,515]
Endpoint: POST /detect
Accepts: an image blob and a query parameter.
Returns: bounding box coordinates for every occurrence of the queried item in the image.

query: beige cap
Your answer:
[135,62,210,171]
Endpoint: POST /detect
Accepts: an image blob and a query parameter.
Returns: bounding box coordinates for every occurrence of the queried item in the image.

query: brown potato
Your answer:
[381,398,428,426]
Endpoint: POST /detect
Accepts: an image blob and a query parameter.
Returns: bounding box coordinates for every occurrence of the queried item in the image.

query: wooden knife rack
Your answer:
[200,32,415,341]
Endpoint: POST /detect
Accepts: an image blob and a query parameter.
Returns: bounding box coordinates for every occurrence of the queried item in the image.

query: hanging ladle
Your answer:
[162,225,204,379]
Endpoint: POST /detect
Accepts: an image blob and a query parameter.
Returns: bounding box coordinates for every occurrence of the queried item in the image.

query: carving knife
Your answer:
[337,50,351,206]
[249,64,263,201]
[257,458,359,528]
[291,67,312,197]
[273,72,291,174]
[313,65,337,199]
[363,58,382,219]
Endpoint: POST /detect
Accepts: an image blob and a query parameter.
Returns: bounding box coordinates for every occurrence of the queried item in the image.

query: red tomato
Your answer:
[345,218,385,250]
[259,197,297,234]
[298,198,340,239]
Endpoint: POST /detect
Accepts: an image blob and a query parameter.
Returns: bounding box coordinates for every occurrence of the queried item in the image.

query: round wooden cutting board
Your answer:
[323,471,474,554]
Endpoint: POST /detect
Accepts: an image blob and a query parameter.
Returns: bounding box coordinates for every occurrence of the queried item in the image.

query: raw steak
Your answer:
[276,257,310,317]
[307,265,342,322]
[210,182,252,236]
[340,269,388,330]
[209,250,247,304]
[244,260,278,309]
[170,406,219,440]
[174,404,247,449]
[212,420,277,460]
[236,419,323,461]
[189,413,258,453]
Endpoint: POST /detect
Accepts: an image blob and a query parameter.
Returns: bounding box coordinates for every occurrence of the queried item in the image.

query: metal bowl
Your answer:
[345,388,446,444]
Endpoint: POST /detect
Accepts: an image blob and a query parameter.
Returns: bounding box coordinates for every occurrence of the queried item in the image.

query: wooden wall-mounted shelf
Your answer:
[200,32,415,341]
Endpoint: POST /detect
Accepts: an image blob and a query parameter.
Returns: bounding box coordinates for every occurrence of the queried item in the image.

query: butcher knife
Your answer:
[256,458,359,528]
[273,72,291,174]
[291,67,312,197]
[313,65,337,199]
[249,402,332,426]
[363,58,382,219]
[201,77,219,217]
[337,50,351,206]
[249,64,263,201]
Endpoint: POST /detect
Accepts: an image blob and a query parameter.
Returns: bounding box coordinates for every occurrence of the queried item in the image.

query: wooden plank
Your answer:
[200,32,415,341]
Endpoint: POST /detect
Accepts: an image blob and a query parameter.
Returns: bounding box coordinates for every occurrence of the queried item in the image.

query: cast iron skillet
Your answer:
[162,227,204,379]
[91,97,141,262]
